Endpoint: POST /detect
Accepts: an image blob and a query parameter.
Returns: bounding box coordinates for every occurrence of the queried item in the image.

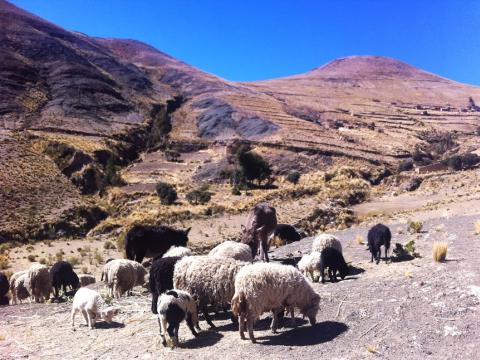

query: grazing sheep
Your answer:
[125,225,191,263]
[269,224,303,248]
[9,271,29,304]
[26,264,52,303]
[149,256,181,314]
[157,289,200,347]
[231,262,320,343]
[0,272,9,305]
[162,246,192,258]
[320,247,349,283]
[173,256,247,328]
[129,260,148,286]
[367,223,391,264]
[71,287,118,329]
[297,251,322,281]
[101,259,136,298]
[241,203,277,262]
[50,261,80,298]
[312,233,342,254]
[208,241,252,262]
[78,274,96,287]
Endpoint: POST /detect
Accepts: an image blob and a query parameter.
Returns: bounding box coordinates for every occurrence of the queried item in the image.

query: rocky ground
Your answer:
[1,206,479,360]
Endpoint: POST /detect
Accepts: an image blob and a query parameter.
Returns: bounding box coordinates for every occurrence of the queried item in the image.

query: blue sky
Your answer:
[11,0,480,85]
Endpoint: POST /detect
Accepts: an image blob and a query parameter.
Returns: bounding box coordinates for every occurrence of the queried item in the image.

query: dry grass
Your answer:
[0,254,10,269]
[355,235,365,245]
[366,345,377,354]
[474,220,480,235]
[432,241,448,262]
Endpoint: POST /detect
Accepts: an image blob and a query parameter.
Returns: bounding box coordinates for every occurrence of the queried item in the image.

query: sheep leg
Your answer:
[203,306,215,328]
[151,292,159,314]
[320,265,326,284]
[158,316,167,347]
[239,314,246,340]
[247,316,256,343]
[71,309,77,327]
[270,310,279,333]
[260,235,269,262]
[376,249,380,264]
[186,313,199,337]
[87,310,96,329]
[289,307,296,328]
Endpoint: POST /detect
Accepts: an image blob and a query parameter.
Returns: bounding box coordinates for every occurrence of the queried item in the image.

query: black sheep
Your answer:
[125,225,190,263]
[320,247,349,283]
[0,272,9,305]
[367,223,391,264]
[270,224,304,247]
[149,256,181,314]
[50,261,80,298]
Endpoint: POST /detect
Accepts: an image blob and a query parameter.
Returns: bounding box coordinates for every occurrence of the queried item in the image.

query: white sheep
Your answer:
[78,274,96,287]
[157,289,200,347]
[173,256,247,327]
[71,287,118,329]
[312,233,342,254]
[162,246,192,258]
[208,241,252,262]
[231,262,320,343]
[26,264,51,303]
[101,259,138,298]
[297,251,322,281]
[9,271,29,305]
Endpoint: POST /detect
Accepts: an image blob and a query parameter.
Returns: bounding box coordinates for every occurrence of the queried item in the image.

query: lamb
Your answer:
[208,241,252,262]
[312,233,342,254]
[9,271,29,304]
[0,272,9,305]
[71,287,118,329]
[162,246,192,258]
[125,224,191,263]
[320,247,349,283]
[269,224,304,248]
[101,259,140,298]
[297,251,322,281]
[368,223,391,264]
[149,256,181,314]
[26,264,51,303]
[231,262,320,343]
[50,261,80,298]
[157,289,200,347]
[173,256,247,328]
[78,274,96,287]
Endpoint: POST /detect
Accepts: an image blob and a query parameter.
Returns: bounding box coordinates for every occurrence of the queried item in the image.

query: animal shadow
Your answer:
[347,265,365,277]
[94,321,125,329]
[258,321,348,346]
[181,330,223,348]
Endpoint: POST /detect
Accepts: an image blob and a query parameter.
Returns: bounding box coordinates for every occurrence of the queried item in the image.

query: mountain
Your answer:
[1,0,480,241]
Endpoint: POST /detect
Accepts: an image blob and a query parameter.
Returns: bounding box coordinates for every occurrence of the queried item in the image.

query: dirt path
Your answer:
[2,213,480,359]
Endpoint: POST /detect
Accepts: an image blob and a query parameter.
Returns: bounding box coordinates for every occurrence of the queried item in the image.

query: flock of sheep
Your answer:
[0,202,392,348]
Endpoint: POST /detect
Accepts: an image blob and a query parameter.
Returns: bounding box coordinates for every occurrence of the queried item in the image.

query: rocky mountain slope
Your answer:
[1,0,480,241]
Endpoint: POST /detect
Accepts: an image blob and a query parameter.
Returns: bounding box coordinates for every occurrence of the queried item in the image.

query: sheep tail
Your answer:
[231,292,247,316]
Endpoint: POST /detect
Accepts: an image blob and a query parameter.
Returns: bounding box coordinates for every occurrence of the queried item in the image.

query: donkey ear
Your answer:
[184,227,191,236]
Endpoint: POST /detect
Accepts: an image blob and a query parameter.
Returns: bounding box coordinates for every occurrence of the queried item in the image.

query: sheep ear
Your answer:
[166,290,178,298]
[184,227,191,236]
[255,226,265,233]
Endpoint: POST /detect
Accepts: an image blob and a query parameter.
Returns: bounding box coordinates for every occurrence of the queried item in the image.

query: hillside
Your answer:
[1,0,480,241]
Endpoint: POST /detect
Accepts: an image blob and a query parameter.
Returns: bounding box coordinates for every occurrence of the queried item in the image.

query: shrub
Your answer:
[237,149,272,186]
[474,220,480,235]
[165,149,181,162]
[286,171,301,185]
[408,220,423,234]
[103,241,116,250]
[27,254,36,262]
[116,232,127,254]
[445,153,480,171]
[432,241,448,262]
[355,235,364,245]
[155,182,177,205]
[81,266,89,274]
[186,185,213,205]
[0,254,10,269]
[26,245,34,252]
[231,186,241,196]
[55,250,65,262]
[398,159,413,172]
[39,258,47,265]
[94,249,104,264]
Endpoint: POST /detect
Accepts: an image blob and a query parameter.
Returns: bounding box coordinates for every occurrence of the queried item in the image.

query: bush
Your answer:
[39,258,47,265]
[231,186,241,196]
[444,153,480,171]
[0,254,9,269]
[165,149,181,162]
[103,240,116,250]
[408,220,423,234]
[237,149,272,186]
[398,159,413,172]
[155,182,177,205]
[68,256,80,266]
[286,171,301,185]
[186,185,213,205]
[432,241,448,262]
[27,254,36,262]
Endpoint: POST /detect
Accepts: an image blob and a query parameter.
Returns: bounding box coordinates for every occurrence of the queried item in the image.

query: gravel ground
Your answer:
[1,214,480,360]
